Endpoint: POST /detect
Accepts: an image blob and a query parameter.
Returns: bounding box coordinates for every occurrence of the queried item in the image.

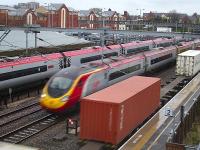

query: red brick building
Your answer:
[102,10,119,30]
[78,9,120,30]
[78,10,100,29]
[0,3,78,28]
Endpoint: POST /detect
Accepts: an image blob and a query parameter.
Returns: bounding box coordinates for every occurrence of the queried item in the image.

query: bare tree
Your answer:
[181,15,191,24]
[168,10,180,23]
[89,8,102,16]
[192,12,199,24]
[146,11,155,22]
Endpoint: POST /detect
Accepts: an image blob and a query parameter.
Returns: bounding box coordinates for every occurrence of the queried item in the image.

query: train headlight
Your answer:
[41,94,46,98]
[61,96,69,102]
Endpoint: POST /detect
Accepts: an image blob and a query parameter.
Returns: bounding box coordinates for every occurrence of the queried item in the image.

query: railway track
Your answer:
[0,114,58,144]
[0,100,38,118]
[0,97,62,144]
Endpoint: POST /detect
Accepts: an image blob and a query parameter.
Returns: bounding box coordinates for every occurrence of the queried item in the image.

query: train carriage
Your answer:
[144,46,177,72]
[177,41,194,54]
[121,40,153,55]
[0,53,63,90]
[63,45,121,67]
[40,38,200,112]
[0,37,197,92]
[153,38,174,47]
[106,55,145,85]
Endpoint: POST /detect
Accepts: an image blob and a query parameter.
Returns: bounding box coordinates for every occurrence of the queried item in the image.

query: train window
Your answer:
[109,71,125,81]
[122,64,141,74]
[127,46,149,54]
[109,64,141,81]
[80,52,118,64]
[49,77,72,90]
[104,72,108,79]
[103,52,118,58]
[157,42,172,48]
[48,76,73,98]
[151,53,173,65]
[127,48,137,54]
[78,79,83,87]
[0,65,47,81]
[80,55,102,63]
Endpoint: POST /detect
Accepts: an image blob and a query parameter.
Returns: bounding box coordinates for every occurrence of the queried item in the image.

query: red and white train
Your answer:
[0,37,183,91]
[1,37,200,92]
[40,45,189,112]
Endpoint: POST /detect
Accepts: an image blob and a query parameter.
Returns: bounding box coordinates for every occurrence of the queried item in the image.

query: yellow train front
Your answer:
[40,67,94,112]
[40,68,86,112]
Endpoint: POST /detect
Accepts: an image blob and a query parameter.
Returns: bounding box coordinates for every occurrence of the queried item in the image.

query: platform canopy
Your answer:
[0,30,89,51]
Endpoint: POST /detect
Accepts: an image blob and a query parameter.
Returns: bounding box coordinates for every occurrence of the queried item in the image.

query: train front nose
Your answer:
[40,94,65,110]
[40,75,73,111]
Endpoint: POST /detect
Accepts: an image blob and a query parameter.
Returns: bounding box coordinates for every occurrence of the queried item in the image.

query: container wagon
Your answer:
[176,50,200,77]
[80,76,160,145]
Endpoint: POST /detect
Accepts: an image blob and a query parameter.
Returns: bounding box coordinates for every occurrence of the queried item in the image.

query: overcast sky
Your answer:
[0,0,199,15]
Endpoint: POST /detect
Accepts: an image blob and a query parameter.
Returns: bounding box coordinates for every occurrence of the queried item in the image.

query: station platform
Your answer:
[0,142,38,150]
[119,73,200,150]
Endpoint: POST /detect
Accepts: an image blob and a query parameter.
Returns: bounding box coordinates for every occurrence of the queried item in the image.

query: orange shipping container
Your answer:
[80,76,160,145]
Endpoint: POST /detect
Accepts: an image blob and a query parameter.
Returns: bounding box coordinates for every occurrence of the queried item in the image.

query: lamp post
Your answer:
[101,8,106,63]
[72,10,74,28]
[136,9,145,31]
[5,10,8,27]
[136,8,145,19]
[44,3,50,27]
[51,9,53,27]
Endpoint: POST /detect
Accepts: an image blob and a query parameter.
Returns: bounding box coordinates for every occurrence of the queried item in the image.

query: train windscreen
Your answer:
[48,76,73,98]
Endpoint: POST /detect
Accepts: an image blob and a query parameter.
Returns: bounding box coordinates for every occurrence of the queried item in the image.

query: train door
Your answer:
[59,56,71,69]
[119,45,125,55]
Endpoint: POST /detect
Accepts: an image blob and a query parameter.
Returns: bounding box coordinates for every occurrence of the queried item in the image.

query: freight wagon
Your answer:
[176,50,200,77]
[80,76,160,145]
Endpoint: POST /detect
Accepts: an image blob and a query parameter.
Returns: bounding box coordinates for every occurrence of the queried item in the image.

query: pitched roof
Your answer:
[0,5,16,11]
[49,3,64,11]
[102,11,116,17]
[68,7,77,12]
[78,10,90,16]
[8,8,27,16]
[0,30,89,51]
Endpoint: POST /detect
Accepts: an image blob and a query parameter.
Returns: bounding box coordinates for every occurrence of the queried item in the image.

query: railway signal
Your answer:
[66,118,79,135]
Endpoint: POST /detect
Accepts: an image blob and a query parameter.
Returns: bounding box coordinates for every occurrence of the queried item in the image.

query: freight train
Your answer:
[40,43,197,112]
[0,37,190,91]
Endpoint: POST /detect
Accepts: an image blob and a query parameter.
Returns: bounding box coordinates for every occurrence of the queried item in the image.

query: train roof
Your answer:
[122,40,153,48]
[153,38,173,44]
[56,65,102,78]
[106,55,144,69]
[0,53,62,68]
[144,46,176,57]
[179,41,193,46]
[63,45,120,57]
